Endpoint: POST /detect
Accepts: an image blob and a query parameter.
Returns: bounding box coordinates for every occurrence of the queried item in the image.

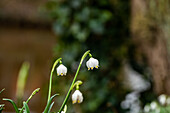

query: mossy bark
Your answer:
[131,0,170,94]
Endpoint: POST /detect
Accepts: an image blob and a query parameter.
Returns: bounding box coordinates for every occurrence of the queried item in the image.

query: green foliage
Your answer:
[44,0,130,112]
[143,94,170,113]
[0,88,5,94]
[3,88,40,113]
[23,102,30,113]
[0,89,5,113]
[43,94,59,113]
[144,103,170,113]
[0,104,5,113]
[16,62,30,104]
[48,102,55,113]
[3,98,19,113]
[20,88,40,113]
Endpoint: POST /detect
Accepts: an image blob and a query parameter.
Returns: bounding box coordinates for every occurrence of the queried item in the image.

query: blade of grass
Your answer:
[0,104,5,112]
[48,102,55,113]
[0,88,5,94]
[3,98,19,113]
[23,102,30,113]
[43,94,59,113]
[16,62,30,100]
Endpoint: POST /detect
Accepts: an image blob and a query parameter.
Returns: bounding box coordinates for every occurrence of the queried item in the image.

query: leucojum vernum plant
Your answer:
[2,50,99,113]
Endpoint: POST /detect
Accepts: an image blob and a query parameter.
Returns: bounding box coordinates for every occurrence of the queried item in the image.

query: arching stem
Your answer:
[47,58,62,103]
[58,50,90,113]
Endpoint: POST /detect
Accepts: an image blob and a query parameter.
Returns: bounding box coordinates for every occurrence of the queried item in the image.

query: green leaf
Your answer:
[48,102,55,113]
[23,102,30,113]
[43,94,59,113]
[0,88,5,94]
[3,98,19,113]
[0,104,5,112]
[16,62,30,99]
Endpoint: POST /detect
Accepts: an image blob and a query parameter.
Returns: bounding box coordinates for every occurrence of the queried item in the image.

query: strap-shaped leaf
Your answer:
[0,104,5,113]
[48,102,55,113]
[23,102,30,113]
[3,98,19,113]
[43,94,59,113]
[0,88,5,94]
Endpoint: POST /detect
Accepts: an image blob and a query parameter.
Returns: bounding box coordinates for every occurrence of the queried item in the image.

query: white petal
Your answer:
[94,59,99,67]
[72,91,78,104]
[89,61,94,68]
[86,60,90,68]
[78,93,83,103]
[57,66,62,75]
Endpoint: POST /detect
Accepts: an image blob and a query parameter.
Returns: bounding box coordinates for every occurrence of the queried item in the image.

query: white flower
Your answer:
[57,64,67,76]
[158,94,166,105]
[72,90,83,104]
[58,111,65,113]
[144,105,150,112]
[150,101,157,110]
[86,57,99,70]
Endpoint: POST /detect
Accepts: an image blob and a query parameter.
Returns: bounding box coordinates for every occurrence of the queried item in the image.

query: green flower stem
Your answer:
[26,88,40,103]
[88,53,92,58]
[20,88,40,113]
[58,50,90,113]
[48,58,62,102]
[71,80,83,90]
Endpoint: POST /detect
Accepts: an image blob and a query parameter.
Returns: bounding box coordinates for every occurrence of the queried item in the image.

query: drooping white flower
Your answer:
[56,64,67,76]
[86,57,99,70]
[158,94,166,105]
[72,90,83,104]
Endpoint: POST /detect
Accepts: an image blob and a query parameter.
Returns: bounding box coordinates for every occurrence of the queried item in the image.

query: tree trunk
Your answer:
[131,0,170,94]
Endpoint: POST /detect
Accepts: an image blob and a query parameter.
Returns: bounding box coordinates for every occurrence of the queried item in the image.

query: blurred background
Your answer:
[0,0,170,113]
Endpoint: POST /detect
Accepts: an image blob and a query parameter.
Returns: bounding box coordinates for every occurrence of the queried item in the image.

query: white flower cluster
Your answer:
[144,94,170,113]
[121,92,141,113]
[56,57,99,76]
[158,94,170,105]
[144,101,159,113]
[56,54,99,108]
